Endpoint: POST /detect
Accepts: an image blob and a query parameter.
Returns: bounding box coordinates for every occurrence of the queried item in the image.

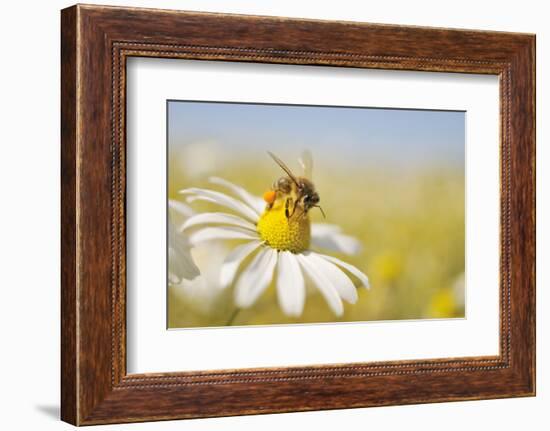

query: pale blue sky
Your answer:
[168,101,465,169]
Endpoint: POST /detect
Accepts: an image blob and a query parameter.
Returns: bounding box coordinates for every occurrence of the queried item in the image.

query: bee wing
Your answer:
[298,149,313,179]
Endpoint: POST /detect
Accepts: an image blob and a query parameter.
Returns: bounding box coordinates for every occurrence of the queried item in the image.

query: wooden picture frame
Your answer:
[61,4,535,425]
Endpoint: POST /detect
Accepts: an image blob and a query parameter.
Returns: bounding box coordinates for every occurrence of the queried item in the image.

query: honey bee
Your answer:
[265,151,325,219]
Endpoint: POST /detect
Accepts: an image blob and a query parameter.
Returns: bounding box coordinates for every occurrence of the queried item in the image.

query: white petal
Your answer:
[235,247,277,308]
[168,199,194,218]
[305,252,357,303]
[296,253,343,316]
[209,177,265,215]
[276,251,305,317]
[317,254,370,289]
[168,199,194,229]
[311,223,362,255]
[189,226,259,245]
[181,212,257,232]
[179,188,259,222]
[219,240,262,289]
[168,216,199,281]
[178,249,200,280]
[168,246,200,283]
[311,223,341,235]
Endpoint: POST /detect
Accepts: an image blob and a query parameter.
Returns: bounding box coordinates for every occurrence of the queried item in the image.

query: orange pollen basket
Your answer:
[263,190,276,204]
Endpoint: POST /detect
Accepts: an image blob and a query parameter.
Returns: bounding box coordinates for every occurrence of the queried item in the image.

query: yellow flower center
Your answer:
[257,198,310,253]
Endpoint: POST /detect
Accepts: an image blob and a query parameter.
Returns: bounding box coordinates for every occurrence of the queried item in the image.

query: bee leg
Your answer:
[289,198,299,218]
[285,197,293,219]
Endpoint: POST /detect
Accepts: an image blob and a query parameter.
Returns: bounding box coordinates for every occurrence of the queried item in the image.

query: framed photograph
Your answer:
[61,4,535,425]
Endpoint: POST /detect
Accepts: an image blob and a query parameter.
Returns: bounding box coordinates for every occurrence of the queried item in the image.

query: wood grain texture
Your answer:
[60,5,78,425]
[60,4,536,425]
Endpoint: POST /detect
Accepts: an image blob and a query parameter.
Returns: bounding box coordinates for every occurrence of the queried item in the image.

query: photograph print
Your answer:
[167,101,465,329]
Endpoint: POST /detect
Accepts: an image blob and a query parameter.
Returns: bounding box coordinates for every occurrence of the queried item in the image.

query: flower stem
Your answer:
[226,308,241,326]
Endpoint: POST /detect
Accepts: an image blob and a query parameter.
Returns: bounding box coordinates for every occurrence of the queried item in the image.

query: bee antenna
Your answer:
[315,205,326,219]
[267,151,300,188]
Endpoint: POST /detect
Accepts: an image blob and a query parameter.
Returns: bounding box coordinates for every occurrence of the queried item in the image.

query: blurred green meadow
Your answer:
[167,101,465,328]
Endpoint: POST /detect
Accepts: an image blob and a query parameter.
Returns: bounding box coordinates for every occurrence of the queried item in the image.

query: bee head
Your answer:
[274,177,293,194]
[303,192,325,218]
[304,192,320,207]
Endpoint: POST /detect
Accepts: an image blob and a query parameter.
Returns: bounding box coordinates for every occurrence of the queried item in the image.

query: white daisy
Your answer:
[168,199,199,283]
[169,199,234,321]
[179,177,369,317]
[170,241,232,317]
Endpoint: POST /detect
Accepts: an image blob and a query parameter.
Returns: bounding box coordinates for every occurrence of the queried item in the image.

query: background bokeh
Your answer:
[168,101,465,328]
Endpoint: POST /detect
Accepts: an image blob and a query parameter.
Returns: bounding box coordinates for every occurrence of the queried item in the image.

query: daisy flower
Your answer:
[170,241,233,317]
[168,199,200,283]
[179,176,370,317]
[169,199,237,324]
